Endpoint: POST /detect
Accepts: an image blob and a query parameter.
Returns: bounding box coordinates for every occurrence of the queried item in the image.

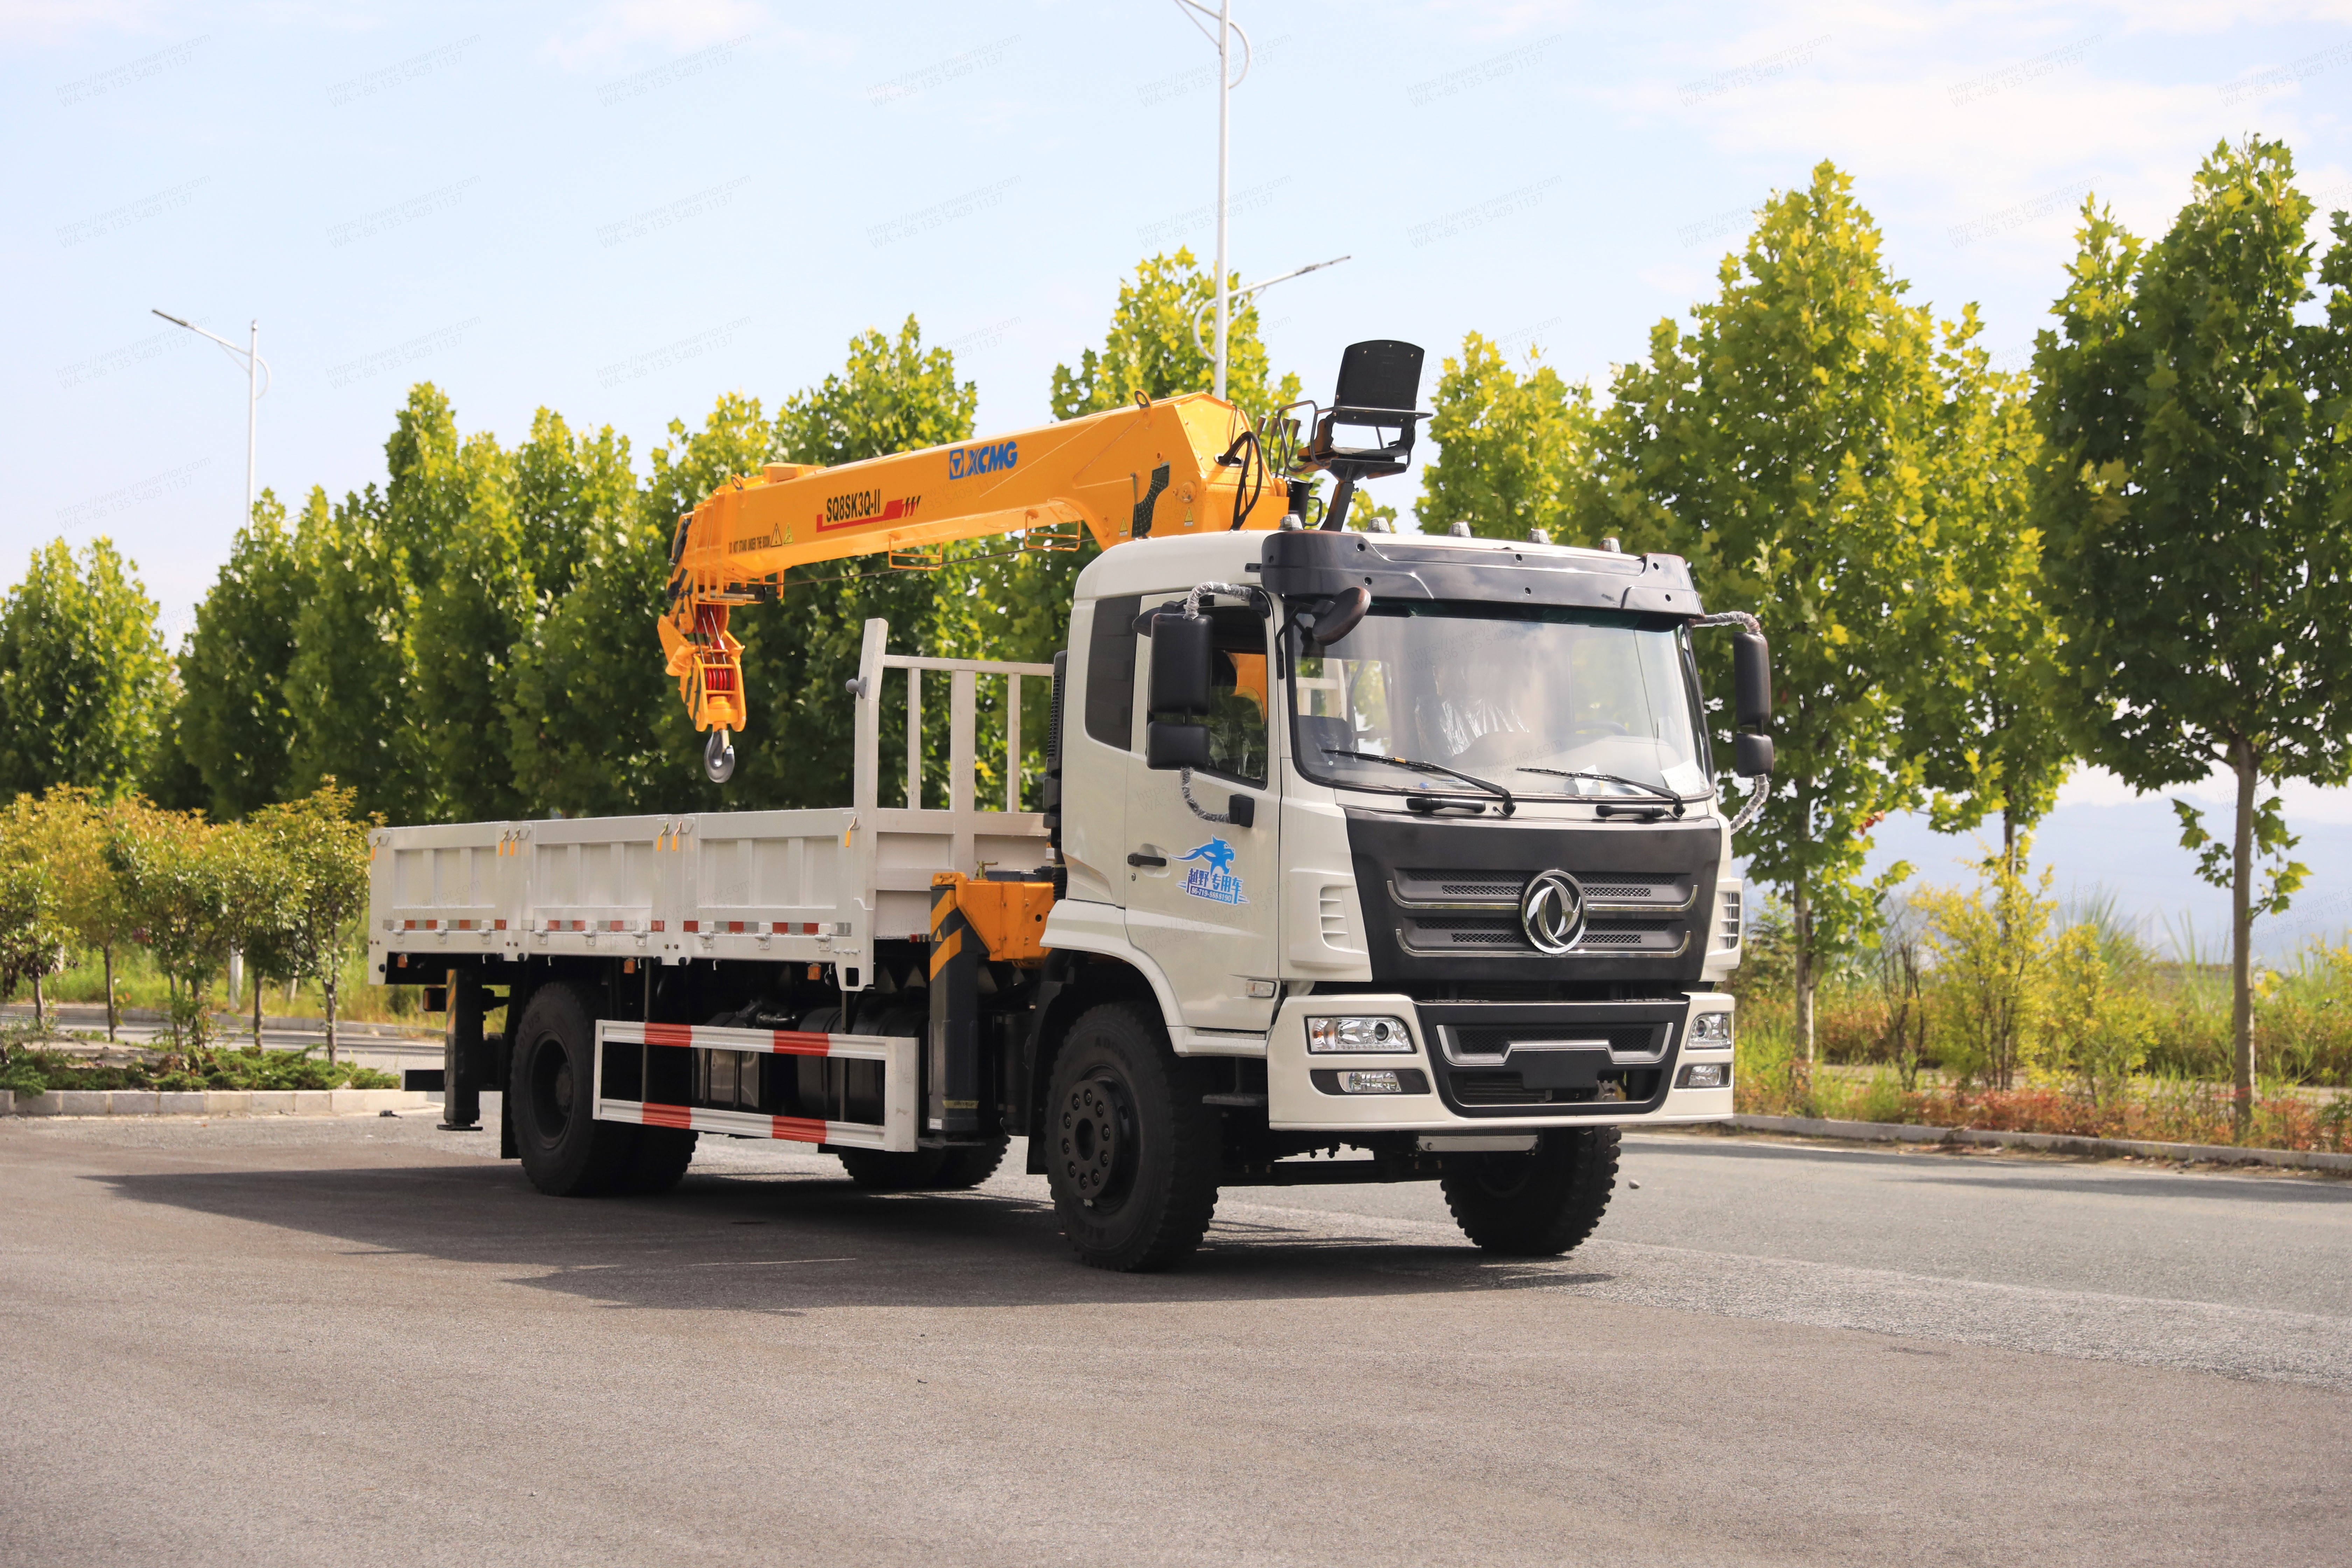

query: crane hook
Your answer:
[704,728,736,784]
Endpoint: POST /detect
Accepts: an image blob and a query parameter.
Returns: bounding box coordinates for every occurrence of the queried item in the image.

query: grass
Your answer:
[40,941,432,1027]
[1734,995,2352,1153]
[0,1041,399,1096]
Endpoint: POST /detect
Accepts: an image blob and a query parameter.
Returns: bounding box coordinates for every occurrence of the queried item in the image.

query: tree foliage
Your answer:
[1051,248,1301,423]
[0,537,172,801]
[178,490,309,820]
[1588,162,1956,1051]
[2033,136,2352,1118]
[1418,332,1599,541]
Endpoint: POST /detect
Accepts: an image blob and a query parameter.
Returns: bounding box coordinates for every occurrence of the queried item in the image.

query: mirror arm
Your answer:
[1692,610,1761,635]
[1727,771,1770,836]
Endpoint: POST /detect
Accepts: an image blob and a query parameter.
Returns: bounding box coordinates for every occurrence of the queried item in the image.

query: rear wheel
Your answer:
[1440,1128,1618,1255]
[1044,1001,1219,1272]
[612,1127,698,1195]
[510,983,642,1196]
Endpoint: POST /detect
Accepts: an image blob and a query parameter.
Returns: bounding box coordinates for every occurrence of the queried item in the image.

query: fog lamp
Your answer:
[1689,1011,1733,1046]
[1337,1070,1405,1094]
[1307,1015,1413,1053]
[1677,1062,1729,1089]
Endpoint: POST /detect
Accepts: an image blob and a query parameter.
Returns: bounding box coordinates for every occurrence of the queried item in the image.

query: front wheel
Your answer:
[1440,1128,1619,1255]
[1044,1002,1219,1273]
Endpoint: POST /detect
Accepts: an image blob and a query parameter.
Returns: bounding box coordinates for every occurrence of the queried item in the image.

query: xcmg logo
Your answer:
[948,438,1017,481]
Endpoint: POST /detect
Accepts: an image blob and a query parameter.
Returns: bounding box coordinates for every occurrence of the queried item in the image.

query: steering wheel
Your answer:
[1450,729,1528,768]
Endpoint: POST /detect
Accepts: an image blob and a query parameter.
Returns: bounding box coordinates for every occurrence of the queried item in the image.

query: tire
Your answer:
[612,1127,698,1196]
[836,1134,1009,1191]
[1440,1127,1619,1255]
[509,983,642,1197]
[827,1004,955,1191]
[1043,1001,1219,1272]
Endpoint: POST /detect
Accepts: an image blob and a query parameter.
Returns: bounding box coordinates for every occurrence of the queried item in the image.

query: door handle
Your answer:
[1127,853,1167,868]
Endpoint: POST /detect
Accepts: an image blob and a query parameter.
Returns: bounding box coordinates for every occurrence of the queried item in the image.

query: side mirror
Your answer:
[1148,611,1213,715]
[1146,721,1211,771]
[1734,733,1774,779]
[1301,585,1370,648]
[1733,631,1771,733]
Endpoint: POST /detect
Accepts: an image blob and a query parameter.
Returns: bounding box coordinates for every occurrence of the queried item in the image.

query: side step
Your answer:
[593,1021,918,1153]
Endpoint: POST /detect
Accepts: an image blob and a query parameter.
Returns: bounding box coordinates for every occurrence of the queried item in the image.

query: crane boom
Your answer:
[659,392,1289,745]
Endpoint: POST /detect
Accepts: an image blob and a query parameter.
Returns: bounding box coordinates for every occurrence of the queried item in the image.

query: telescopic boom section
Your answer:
[660,392,1288,737]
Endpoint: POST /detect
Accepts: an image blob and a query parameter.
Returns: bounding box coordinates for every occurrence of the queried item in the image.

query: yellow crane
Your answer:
[661,342,1427,781]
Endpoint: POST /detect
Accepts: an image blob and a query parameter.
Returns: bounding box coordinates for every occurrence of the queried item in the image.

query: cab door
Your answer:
[1122,594,1282,1032]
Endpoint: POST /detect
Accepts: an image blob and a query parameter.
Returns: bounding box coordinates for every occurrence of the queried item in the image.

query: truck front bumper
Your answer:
[1265,992,1736,1133]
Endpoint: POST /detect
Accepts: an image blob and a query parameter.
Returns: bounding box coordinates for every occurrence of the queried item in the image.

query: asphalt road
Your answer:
[3,1110,2347,1567]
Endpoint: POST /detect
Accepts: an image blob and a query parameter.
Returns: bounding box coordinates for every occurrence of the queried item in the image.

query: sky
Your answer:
[4,0,2351,953]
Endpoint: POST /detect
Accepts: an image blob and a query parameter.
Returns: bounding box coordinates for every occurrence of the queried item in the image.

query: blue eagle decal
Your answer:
[1178,838,1247,905]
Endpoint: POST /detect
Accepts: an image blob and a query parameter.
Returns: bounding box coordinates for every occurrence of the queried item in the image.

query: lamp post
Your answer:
[152,310,271,527]
[1170,0,1252,400]
[1188,255,1352,363]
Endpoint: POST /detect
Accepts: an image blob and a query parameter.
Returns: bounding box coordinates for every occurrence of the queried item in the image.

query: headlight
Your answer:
[1306,1015,1414,1053]
[1689,1011,1732,1046]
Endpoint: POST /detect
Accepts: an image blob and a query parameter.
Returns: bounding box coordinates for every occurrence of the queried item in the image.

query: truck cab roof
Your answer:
[1077,527,1704,620]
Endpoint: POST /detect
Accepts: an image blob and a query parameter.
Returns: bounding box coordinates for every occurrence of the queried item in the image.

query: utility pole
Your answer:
[153,309,271,528]
[1172,1,1252,400]
[1213,0,1231,401]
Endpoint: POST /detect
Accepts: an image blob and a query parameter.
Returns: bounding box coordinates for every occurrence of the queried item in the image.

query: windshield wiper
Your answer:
[1516,766,1688,815]
[1323,749,1516,816]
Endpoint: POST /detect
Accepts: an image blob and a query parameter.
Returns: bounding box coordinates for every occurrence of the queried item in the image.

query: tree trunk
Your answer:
[103,944,116,1042]
[2230,741,2257,1138]
[325,978,338,1067]
[1793,878,1815,1065]
[30,972,44,1035]
[253,969,264,1048]
[1793,774,1816,1064]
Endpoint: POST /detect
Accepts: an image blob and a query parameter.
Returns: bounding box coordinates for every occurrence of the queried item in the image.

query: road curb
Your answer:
[5,1088,429,1119]
[1732,1113,2352,1172]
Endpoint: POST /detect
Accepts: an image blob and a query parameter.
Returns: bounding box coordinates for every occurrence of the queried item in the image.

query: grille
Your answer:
[1446,1069,1660,1107]
[1449,1023,1665,1059]
[1436,877,1520,899]
[1397,869,1687,908]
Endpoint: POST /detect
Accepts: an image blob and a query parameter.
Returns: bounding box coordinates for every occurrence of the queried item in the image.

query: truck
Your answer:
[368,340,1775,1272]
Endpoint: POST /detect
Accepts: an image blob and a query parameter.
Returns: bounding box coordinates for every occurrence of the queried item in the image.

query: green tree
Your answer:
[0,799,70,1029]
[511,408,636,606]
[414,429,532,822]
[1419,332,1600,541]
[1921,836,2057,1091]
[1913,320,2072,852]
[0,538,173,799]
[245,783,374,1063]
[105,802,238,1050]
[178,488,310,819]
[1050,249,1301,422]
[286,486,435,824]
[2032,138,2352,1127]
[18,787,136,1039]
[1591,162,1954,1054]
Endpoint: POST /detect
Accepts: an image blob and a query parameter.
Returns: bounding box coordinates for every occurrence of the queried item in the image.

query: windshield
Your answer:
[1290,603,1710,801]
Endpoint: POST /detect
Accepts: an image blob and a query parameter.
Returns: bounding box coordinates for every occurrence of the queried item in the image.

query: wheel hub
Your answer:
[1059,1078,1127,1206]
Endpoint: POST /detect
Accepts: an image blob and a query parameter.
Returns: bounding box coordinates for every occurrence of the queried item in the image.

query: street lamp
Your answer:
[1168,0,1252,400]
[152,310,271,528]
[1188,254,1352,363]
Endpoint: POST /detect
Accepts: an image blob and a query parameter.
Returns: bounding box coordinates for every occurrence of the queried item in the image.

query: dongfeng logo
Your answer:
[1519,870,1586,954]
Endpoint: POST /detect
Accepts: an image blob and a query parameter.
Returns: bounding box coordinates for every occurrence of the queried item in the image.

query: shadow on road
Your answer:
[91,1155,1593,1312]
